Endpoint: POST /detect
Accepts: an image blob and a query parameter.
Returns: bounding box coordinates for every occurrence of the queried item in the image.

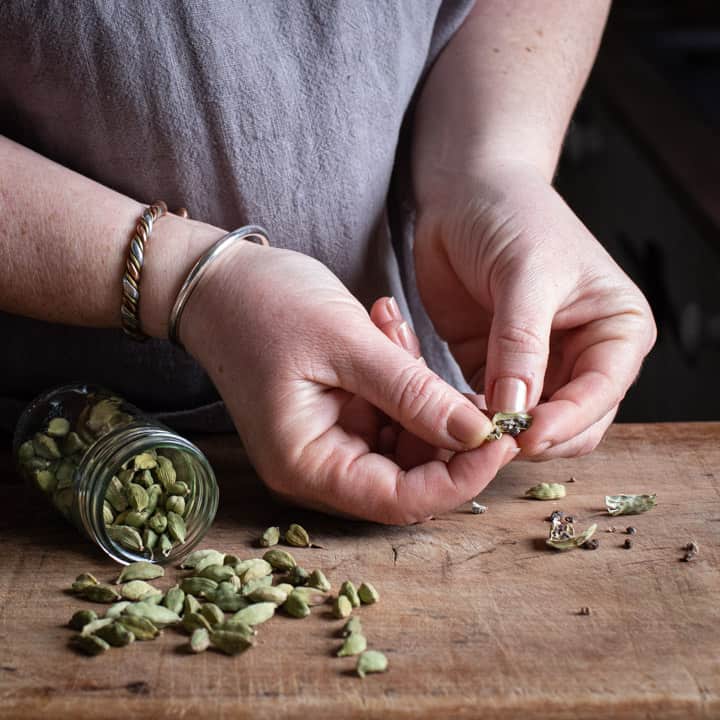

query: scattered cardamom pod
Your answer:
[357,582,379,605]
[182,612,213,634]
[333,594,352,619]
[356,650,388,678]
[115,615,160,641]
[198,564,237,584]
[259,526,280,547]
[246,585,289,605]
[241,576,273,597]
[340,616,362,638]
[337,632,367,657]
[105,601,131,619]
[231,602,276,627]
[287,566,310,586]
[163,584,185,615]
[284,591,311,619]
[209,629,254,656]
[263,548,297,571]
[239,558,272,583]
[285,523,311,548]
[120,580,162,602]
[116,561,164,584]
[79,617,115,636]
[195,553,227,574]
[200,603,225,627]
[213,589,249,613]
[339,580,360,608]
[143,528,158,552]
[79,583,122,603]
[308,569,331,592]
[68,609,98,631]
[183,594,202,616]
[121,602,180,628]
[71,572,99,594]
[190,627,210,653]
[605,493,657,516]
[73,634,110,656]
[289,587,328,606]
[525,482,567,501]
[94,621,135,647]
[180,577,218,599]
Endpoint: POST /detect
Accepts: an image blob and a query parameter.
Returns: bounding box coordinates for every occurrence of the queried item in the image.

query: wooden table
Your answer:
[1,423,718,719]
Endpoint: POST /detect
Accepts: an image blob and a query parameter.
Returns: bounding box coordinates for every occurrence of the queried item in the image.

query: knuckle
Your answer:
[393,365,446,426]
[494,322,546,359]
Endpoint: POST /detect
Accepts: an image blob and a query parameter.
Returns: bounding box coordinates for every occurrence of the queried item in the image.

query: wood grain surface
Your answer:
[0,423,718,719]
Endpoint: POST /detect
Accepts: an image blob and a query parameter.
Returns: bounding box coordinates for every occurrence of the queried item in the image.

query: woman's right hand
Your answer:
[178,242,516,524]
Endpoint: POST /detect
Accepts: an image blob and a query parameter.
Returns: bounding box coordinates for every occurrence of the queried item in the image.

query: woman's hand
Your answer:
[414,162,656,460]
[180,242,515,524]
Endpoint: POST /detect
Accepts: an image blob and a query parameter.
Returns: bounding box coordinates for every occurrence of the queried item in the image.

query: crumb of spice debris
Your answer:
[547,510,564,523]
[606,527,617,533]
[471,501,487,515]
[582,538,599,550]
[623,538,633,549]
[683,541,699,562]
[568,476,576,483]
[579,607,591,616]
[564,516,575,524]
[625,526,637,535]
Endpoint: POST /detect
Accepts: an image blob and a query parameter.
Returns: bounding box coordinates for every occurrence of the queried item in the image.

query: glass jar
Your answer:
[13,383,218,565]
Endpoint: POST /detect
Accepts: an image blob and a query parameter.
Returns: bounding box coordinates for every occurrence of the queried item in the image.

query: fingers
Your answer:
[285,421,516,524]
[369,297,423,359]
[484,265,554,414]
[330,307,494,452]
[519,310,654,454]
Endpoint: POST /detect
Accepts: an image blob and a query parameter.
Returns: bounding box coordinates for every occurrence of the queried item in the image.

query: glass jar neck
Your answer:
[73,423,218,565]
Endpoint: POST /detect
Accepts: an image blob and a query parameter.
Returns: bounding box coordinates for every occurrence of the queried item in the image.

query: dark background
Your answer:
[555,0,720,421]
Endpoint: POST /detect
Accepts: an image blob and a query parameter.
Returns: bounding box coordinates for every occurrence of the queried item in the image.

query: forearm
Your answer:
[0,136,223,337]
[412,0,609,206]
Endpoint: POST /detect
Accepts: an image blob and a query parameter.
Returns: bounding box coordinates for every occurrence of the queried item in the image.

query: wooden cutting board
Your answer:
[0,423,718,719]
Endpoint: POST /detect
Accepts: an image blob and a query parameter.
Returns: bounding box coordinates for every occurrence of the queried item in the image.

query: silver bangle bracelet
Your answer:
[168,225,270,349]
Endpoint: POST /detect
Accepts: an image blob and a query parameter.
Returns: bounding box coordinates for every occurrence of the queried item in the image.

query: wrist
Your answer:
[139,214,227,339]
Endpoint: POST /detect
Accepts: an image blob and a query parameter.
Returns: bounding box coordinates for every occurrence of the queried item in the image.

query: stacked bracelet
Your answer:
[168,225,270,349]
[121,201,188,341]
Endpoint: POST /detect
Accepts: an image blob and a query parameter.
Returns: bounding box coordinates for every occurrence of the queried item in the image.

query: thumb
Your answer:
[485,273,553,413]
[333,323,494,451]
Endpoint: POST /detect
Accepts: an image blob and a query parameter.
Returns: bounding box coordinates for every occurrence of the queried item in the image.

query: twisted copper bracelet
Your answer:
[120,201,188,341]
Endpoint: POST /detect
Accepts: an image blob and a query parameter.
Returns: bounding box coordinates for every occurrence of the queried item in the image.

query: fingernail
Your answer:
[447,404,493,448]
[492,377,528,413]
[386,296,401,320]
[397,321,416,352]
[534,441,552,455]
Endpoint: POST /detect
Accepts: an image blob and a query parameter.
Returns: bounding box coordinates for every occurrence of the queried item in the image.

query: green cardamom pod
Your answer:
[47,417,71,437]
[68,609,98,631]
[240,559,272,583]
[145,484,163,515]
[71,573,100,593]
[356,650,388,678]
[94,621,135,647]
[153,455,177,489]
[115,615,160,641]
[213,590,249,613]
[357,582,379,605]
[195,554,227,574]
[79,618,114,637]
[182,612,213,634]
[159,532,173,557]
[263,548,297,571]
[245,586,288,605]
[167,481,190,496]
[209,629,254,656]
[333,594,352,619]
[116,561,164,584]
[34,469,56,494]
[180,548,225,569]
[223,553,241,567]
[148,511,168,534]
[275,583,294,596]
[117,468,134,486]
[285,523,311,547]
[337,632,367,657]
[105,601,131,619]
[102,501,115,526]
[339,580,360,608]
[198,564,236,584]
[284,591,311,619]
[287,566,310,586]
[106,476,129,512]
[163,584,185,615]
[190,627,210,653]
[105,525,144,552]
[33,433,62,460]
[289,587,328,606]
[62,432,87,456]
[124,509,150,528]
[180,577,218,599]
[73,633,110,656]
[120,580,162,602]
[216,619,255,637]
[143,528,159,552]
[144,591,165,606]
[121,602,180,628]
[85,397,123,434]
[133,452,158,471]
[183,594,202,616]
[308,569,331,592]
[340,616,362,638]
[259,526,280,547]
[525,482,567,501]
[136,469,155,489]
[231,602,276,627]
[158,448,195,488]
[113,510,129,526]
[167,511,186,544]
[55,460,75,488]
[605,493,657,516]
[165,495,186,516]
[199,603,225,627]
[17,439,35,463]
[240,576,273,597]
[79,583,122,603]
